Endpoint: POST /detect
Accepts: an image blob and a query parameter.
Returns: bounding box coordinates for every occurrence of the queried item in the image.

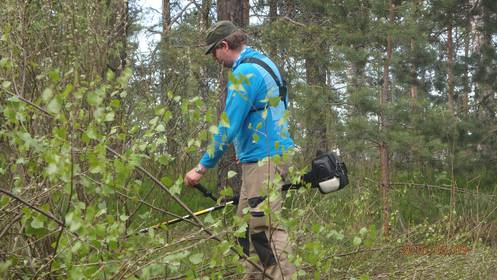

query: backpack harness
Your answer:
[239,57,287,113]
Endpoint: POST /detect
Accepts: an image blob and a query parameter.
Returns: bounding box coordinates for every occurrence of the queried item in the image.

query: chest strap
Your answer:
[239,57,287,113]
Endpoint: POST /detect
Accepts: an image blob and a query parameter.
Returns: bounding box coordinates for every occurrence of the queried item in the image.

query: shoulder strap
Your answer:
[240,57,287,112]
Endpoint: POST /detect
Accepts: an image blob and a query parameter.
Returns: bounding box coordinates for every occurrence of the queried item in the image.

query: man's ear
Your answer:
[220,40,228,50]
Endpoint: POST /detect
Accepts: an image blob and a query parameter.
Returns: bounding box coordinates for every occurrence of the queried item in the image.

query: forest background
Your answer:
[1,0,497,279]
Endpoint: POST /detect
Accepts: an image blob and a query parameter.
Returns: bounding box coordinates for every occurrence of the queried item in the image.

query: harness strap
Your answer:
[239,57,287,113]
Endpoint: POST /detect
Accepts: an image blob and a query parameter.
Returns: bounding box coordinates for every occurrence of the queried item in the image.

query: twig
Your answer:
[2,89,53,117]
[47,115,76,275]
[80,173,201,229]
[0,213,23,239]
[0,187,63,226]
[280,16,306,27]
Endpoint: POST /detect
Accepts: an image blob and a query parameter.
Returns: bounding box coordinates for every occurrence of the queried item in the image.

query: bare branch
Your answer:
[0,187,64,226]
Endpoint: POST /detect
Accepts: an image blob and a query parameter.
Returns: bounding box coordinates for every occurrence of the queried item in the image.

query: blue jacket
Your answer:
[199,47,294,168]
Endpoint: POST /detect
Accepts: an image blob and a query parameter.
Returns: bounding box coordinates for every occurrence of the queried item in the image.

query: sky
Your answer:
[136,0,163,54]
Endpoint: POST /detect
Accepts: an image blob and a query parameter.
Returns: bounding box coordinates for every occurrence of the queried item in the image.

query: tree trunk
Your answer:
[268,0,278,58]
[215,0,249,194]
[410,38,417,105]
[162,0,170,36]
[305,36,330,152]
[447,21,454,115]
[200,0,212,31]
[409,0,419,107]
[380,0,394,237]
[470,0,491,120]
[217,0,249,27]
[447,19,456,233]
[462,17,470,118]
[106,0,129,76]
[160,0,171,104]
[269,0,278,22]
[283,0,295,17]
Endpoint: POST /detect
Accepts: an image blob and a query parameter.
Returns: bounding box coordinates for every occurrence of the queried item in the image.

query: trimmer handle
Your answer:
[193,184,218,202]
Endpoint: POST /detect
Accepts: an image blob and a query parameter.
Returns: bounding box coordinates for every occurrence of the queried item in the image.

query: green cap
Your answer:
[204,21,238,55]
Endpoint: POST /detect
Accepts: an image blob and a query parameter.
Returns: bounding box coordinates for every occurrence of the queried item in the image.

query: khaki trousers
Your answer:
[236,158,296,280]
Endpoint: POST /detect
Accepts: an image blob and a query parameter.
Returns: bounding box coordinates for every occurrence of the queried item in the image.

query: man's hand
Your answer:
[184,164,207,187]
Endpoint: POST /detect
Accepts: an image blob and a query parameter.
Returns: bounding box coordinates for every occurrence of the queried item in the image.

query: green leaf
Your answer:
[160,176,173,187]
[106,70,115,81]
[209,125,219,135]
[149,116,159,126]
[227,170,237,179]
[169,178,182,195]
[252,133,259,143]
[311,223,321,233]
[233,223,248,237]
[155,124,165,132]
[261,109,268,119]
[105,112,115,122]
[220,112,230,128]
[71,241,82,254]
[2,81,11,89]
[359,227,368,236]
[47,98,61,114]
[42,88,53,103]
[0,57,10,67]
[62,84,73,97]
[274,141,280,150]
[46,163,58,176]
[0,196,10,207]
[204,213,214,224]
[326,230,344,240]
[269,96,280,107]
[353,236,362,246]
[189,253,204,265]
[0,260,12,274]
[48,69,60,83]
[87,91,102,106]
[207,143,215,158]
[31,216,44,229]
[85,126,98,140]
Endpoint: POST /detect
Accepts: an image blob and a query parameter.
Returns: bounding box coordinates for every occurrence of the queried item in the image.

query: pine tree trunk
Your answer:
[200,0,211,31]
[447,19,457,234]
[410,0,419,106]
[160,0,171,104]
[215,0,249,194]
[380,0,394,237]
[269,0,278,22]
[162,0,170,36]
[447,21,454,115]
[463,18,470,118]
[410,38,417,105]
[268,0,278,59]
[305,42,329,152]
[283,0,295,17]
[217,0,249,27]
[106,0,129,76]
[470,0,491,120]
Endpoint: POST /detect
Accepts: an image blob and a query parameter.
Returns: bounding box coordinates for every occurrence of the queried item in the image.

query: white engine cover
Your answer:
[318,177,340,193]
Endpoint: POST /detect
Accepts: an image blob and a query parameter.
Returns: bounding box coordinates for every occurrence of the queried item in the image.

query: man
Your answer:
[184,20,296,279]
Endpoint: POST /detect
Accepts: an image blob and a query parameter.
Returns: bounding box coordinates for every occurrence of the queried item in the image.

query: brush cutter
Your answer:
[138,151,348,232]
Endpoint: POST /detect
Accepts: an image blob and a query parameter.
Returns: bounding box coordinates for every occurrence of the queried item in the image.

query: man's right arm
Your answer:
[199,65,261,168]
